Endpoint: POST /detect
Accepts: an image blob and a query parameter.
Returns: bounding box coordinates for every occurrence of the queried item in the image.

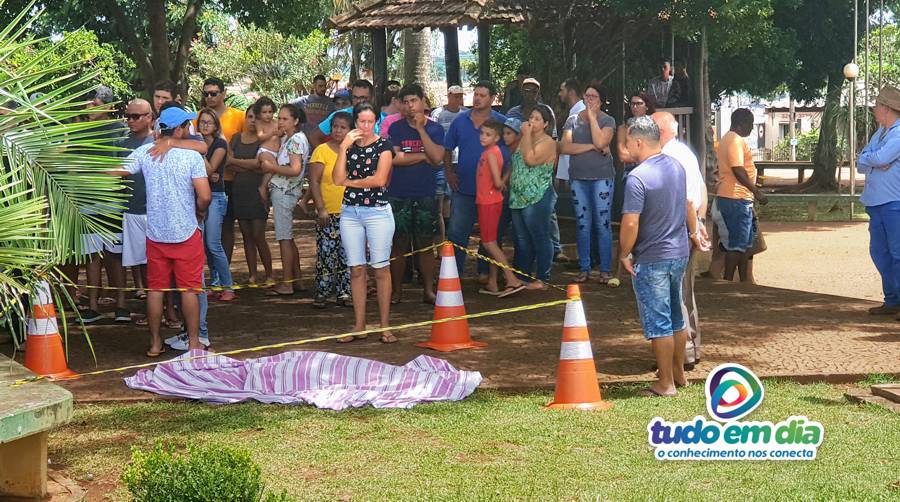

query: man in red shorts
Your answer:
[114,104,211,356]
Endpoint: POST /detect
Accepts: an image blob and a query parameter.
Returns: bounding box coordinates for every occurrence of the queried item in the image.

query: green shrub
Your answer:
[121,442,294,502]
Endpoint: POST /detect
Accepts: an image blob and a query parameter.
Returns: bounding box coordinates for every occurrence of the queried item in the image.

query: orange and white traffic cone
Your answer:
[546,284,611,410]
[416,242,486,352]
[23,281,77,379]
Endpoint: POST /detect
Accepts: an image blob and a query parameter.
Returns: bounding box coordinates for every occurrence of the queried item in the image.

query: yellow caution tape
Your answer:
[11,297,575,386]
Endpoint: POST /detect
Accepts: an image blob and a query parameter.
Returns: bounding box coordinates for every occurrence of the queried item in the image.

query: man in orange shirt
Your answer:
[200,77,245,262]
[712,108,768,282]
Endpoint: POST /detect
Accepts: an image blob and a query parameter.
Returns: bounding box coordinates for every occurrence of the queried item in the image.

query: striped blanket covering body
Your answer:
[124,350,482,410]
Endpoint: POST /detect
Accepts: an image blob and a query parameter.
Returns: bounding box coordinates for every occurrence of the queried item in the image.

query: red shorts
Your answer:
[146,230,205,291]
[477,203,503,244]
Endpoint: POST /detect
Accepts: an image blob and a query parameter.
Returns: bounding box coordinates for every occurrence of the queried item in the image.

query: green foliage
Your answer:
[0,1,128,350]
[121,442,295,502]
[774,128,819,161]
[860,23,900,97]
[190,14,334,103]
[7,29,135,99]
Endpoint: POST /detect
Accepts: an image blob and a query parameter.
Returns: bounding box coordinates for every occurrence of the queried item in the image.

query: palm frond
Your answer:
[0,0,134,356]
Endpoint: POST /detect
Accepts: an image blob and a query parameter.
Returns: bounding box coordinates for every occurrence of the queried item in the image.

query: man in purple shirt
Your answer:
[387,83,445,303]
[619,116,707,398]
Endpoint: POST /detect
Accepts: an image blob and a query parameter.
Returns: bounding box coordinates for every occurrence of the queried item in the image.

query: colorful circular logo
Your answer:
[705,364,764,421]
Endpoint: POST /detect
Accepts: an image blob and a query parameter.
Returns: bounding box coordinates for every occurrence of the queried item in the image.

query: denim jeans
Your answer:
[511,186,556,282]
[204,192,234,289]
[571,178,614,273]
[447,192,478,274]
[867,200,900,306]
[632,257,689,340]
[174,224,208,339]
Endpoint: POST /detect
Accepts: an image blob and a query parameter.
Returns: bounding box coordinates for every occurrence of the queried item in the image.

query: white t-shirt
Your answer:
[556,100,586,180]
[662,139,704,212]
[125,143,207,243]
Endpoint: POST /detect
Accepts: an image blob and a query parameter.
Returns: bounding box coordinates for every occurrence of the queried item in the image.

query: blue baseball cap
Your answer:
[158,106,197,130]
[503,117,522,134]
[334,88,350,99]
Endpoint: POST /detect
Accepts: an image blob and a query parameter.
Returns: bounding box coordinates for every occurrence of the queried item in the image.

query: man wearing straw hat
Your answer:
[859,85,900,321]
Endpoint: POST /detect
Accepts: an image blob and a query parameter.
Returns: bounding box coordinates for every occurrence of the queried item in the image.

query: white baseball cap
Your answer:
[447,85,464,95]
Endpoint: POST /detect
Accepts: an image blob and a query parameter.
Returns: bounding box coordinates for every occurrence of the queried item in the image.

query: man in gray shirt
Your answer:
[119,99,155,301]
[619,116,707,398]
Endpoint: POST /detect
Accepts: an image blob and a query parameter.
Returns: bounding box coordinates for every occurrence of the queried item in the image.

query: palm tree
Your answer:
[1,0,128,354]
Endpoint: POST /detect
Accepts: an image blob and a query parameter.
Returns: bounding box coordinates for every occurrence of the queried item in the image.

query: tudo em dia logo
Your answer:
[647,363,824,461]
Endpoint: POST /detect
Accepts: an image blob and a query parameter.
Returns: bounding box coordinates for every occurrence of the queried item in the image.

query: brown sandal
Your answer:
[380,333,398,344]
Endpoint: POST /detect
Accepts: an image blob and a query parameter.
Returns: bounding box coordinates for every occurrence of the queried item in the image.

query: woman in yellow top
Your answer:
[308,112,353,308]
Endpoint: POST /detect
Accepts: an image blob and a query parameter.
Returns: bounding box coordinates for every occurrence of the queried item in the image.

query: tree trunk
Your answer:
[349,32,361,83]
[403,28,432,95]
[172,0,204,98]
[146,0,171,84]
[690,26,712,181]
[806,69,844,191]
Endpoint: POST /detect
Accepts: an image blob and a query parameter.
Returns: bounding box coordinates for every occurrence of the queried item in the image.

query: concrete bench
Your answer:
[756,161,815,185]
[0,355,73,498]
[765,193,862,221]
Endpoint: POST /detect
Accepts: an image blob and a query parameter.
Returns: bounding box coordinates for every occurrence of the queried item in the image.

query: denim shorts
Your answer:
[632,257,689,339]
[269,184,301,241]
[340,204,395,268]
[713,197,754,252]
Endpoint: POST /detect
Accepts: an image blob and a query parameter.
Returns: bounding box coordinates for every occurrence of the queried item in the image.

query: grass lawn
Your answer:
[52,378,899,501]
[758,197,869,222]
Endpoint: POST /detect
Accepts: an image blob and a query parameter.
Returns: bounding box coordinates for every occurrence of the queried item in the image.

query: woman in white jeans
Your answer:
[332,103,397,343]
[260,103,310,296]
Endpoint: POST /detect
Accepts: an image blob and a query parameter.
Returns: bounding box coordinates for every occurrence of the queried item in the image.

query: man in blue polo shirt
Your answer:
[388,83,445,303]
[444,80,507,272]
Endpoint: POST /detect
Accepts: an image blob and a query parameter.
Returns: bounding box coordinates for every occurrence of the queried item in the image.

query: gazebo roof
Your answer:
[328,0,528,31]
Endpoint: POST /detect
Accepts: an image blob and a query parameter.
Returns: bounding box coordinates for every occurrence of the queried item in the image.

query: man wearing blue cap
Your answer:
[113,104,211,356]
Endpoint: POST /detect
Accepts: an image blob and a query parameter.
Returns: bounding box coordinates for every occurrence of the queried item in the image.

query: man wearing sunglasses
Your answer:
[200,77,244,269]
[200,77,244,143]
[119,99,155,310]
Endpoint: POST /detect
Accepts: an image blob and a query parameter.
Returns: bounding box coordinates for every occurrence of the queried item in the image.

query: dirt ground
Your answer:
[3,210,897,403]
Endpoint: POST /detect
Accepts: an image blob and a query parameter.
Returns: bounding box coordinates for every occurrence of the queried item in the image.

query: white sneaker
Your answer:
[168,334,210,351]
[164,333,185,346]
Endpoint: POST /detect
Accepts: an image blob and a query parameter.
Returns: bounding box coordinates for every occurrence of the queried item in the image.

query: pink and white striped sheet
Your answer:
[124,350,482,410]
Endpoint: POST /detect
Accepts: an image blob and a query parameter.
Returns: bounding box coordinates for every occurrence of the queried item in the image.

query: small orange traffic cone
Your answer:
[24,281,77,379]
[546,284,611,410]
[416,243,486,352]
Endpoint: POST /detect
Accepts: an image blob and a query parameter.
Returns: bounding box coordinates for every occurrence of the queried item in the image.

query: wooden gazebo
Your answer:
[328,0,528,97]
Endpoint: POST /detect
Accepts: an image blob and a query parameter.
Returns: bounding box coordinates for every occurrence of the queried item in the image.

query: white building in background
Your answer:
[716,93,824,159]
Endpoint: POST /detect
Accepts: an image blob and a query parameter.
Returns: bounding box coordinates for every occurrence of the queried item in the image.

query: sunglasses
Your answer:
[124,113,149,121]
[202,91,221,97]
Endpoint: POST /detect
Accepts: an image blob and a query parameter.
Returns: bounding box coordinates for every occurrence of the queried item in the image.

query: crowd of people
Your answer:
[65,66,792,397]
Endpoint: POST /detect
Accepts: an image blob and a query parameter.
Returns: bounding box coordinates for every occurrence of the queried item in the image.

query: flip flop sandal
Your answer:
[497,284,526,298]
[146,347,167,358]
[574,272,590,283]
[136,318,149,326]
[164,319,183,330]
[265,289,294,297]
[478,288,502,296]
[336,335,355,343]
[380,333,398,344]
[638,387,675,397]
